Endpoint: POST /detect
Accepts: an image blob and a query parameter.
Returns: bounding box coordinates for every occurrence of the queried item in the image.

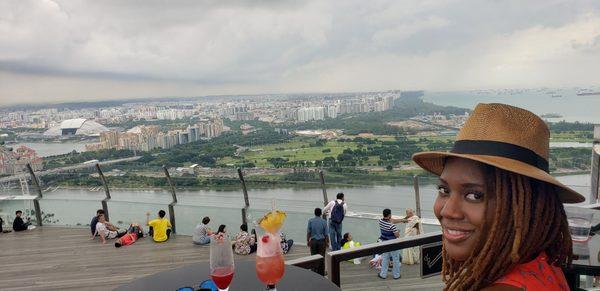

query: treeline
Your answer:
[284,100,469,135]
[44,149,135,169]
[119,129,291,168]
[265,137,454,169]
[549,148,592,171]
[548,121,595,132]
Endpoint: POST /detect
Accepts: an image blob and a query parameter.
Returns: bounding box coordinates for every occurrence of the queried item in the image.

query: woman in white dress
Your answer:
[401,208,422,264]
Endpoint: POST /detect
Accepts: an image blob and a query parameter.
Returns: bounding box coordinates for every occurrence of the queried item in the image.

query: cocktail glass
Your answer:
[256,230,285,290]
[210,234,235,291]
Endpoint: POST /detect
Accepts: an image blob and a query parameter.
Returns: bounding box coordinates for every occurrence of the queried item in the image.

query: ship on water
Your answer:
[576,88,600,96]
[577,92,600,96]
[540,113,563,118]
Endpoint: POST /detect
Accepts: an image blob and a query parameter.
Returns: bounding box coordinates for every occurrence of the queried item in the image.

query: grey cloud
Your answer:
[0,0,599,104]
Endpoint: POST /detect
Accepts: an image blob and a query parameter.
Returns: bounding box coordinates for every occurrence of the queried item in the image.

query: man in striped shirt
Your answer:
[378,208,401,280]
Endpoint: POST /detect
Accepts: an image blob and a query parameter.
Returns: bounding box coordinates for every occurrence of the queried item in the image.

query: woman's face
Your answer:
[435,158,495,262]
[348,234,353,241]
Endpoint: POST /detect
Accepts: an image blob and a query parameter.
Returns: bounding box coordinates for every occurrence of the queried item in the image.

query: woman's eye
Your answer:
[465,192,484,201]
[437,186,450,196]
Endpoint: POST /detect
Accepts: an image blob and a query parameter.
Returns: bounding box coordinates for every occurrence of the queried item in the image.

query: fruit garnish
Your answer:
[261,235,269,243]
[258,210,287,233]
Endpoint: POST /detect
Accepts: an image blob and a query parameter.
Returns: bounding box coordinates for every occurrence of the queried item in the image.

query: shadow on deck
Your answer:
[0,227,443,290]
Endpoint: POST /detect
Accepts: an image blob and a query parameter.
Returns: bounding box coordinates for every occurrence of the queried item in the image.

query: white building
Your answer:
[297,107,325,122]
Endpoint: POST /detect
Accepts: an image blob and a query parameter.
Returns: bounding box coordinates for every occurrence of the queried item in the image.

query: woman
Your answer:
[216,224,227,236]
[234,223,256,255]
[400,208,422,265]
[341,233,362,264]
[412,103,584,290]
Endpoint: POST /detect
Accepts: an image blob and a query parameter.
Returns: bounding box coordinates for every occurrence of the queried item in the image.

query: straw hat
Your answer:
[412,103,585,203]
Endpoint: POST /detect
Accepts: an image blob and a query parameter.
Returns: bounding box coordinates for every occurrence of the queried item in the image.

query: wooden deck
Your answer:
[0,227,443,290]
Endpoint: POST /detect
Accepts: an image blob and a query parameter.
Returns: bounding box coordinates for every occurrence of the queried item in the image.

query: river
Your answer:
[6,142,88,157]
[3,174,591,219]
[0,174,592,243]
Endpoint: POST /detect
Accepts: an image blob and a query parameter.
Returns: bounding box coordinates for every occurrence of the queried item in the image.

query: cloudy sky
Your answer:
[1,0,599,105]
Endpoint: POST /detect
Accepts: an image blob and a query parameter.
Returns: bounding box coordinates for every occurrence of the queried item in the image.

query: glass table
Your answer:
[565,233,600,289]
[114,260,341,291]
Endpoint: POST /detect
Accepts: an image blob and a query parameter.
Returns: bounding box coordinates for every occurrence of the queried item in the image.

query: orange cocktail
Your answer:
[256,210,287,290]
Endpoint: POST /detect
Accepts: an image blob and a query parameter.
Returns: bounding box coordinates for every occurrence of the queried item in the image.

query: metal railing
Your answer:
[325,231,442,286]
[285,254,324,270]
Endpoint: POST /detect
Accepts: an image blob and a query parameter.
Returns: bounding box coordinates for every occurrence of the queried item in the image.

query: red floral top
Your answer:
[494,253,569,291]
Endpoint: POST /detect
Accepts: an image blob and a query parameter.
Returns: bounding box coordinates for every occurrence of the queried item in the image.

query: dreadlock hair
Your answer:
[441,165,573,290]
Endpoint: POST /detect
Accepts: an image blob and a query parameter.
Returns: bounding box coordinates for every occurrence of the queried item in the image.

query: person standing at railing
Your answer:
[323,192,347,251]
[377,208,402,280]
[412,103,583,290]
[307,207,329,276]
[146,210,172,243]
[399,208,421,265]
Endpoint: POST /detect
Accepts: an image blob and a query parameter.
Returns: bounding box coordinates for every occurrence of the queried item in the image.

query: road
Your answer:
[0,156,141,183]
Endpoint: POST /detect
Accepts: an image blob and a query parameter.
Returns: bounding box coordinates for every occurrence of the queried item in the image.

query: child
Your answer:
[115,223,144,248]
[341,233,362,264]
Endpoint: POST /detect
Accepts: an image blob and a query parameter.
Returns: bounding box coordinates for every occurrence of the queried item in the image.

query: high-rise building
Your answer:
[297,107,325,122]
[100,130,120,149]
[198,118,224,138]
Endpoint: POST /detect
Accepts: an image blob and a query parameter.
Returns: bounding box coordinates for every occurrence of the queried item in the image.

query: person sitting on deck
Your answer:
[91,213,125,244]
[114,223,144,248]
[233,223,256,255]
[13,210,32,232]
[411,103,584,290]
[146,210,172,243]
[341,232,362,264]
[280,232,294,254]
[193,216,213,245]
[90,209,119,236]
[216,224,227,236]
[0,216,10,233]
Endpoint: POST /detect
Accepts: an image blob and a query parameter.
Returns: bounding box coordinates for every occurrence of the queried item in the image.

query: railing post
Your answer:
[237,168,250,225]
[326,252,341,286]
[26,164,43,226]
[413,174,422,218]
[319,170,328,206]
[241,208,248,226]
[591,125,600,203]
[95,164,111,221]
[163,166,178,234]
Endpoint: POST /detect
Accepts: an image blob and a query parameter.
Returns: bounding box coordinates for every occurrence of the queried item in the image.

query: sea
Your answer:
[423,88,600,123]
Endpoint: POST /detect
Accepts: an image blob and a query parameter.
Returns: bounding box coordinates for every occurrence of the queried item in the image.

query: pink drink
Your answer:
[211,266,234,289]
[256,253,285,285]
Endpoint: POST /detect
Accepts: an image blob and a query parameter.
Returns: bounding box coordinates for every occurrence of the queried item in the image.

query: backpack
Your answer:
[330,200,345,224]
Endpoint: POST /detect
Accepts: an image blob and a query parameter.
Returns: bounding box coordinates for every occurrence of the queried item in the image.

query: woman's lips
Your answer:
[443,227,473,243]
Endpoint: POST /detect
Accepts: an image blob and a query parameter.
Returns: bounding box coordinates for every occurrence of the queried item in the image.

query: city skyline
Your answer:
[1,1,600,105]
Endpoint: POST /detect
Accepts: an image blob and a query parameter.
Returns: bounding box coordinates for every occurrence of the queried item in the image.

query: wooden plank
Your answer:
[0,227,444,291]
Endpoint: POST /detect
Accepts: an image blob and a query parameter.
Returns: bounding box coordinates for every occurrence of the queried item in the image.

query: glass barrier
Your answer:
[107,200,169,229]
[0,199,36,226]
[174,204,244,237]
[39,198,101,227]
[247,208,313,243]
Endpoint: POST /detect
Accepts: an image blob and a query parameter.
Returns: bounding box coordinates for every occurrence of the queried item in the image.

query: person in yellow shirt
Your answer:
[146,210,172,242]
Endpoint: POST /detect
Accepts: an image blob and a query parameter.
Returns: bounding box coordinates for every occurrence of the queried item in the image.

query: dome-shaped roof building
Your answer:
[44,118,109,137]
